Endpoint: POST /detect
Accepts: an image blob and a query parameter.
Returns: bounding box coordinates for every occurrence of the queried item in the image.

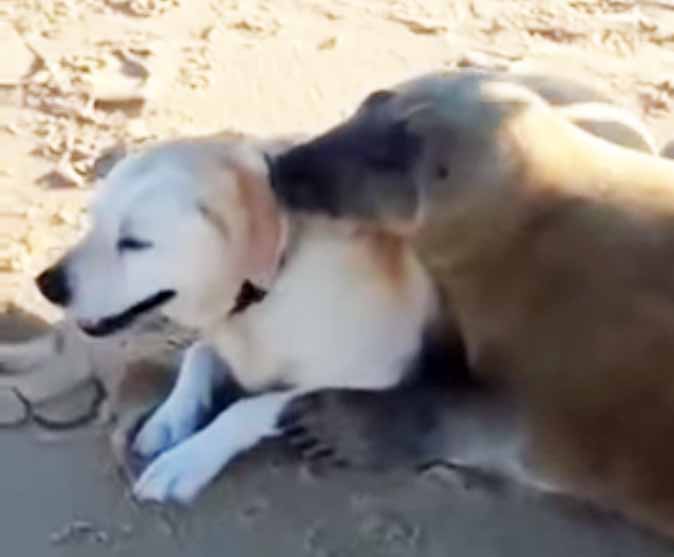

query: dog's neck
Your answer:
[224,211,368,321]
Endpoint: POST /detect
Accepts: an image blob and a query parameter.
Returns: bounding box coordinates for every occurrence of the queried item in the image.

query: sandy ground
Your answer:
[3,0,674,555]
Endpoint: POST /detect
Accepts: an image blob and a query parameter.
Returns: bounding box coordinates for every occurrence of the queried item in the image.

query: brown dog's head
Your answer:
[269,70,545,235]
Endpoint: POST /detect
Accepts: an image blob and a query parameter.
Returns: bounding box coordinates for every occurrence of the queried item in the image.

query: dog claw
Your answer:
[304,445,335,462]
[279,387,452,470]
[282,424,308,440]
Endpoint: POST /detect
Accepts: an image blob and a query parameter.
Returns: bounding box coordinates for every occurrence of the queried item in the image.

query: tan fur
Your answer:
[420,102,674,537]
[360,229,408,293]
[268,70,674,537]
[232,162,289,289]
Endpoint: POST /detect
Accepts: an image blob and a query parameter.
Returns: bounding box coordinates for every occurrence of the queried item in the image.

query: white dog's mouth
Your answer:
[77,290,176,337]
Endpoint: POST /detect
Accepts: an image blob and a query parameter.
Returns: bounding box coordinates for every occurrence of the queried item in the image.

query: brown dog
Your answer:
[270,70,674,538]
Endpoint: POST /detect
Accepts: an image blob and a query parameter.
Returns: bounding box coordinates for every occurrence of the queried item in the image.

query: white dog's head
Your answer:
[35,136,289,336]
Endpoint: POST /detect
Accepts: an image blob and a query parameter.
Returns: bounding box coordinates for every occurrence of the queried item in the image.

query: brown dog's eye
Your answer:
[436,165,449,180]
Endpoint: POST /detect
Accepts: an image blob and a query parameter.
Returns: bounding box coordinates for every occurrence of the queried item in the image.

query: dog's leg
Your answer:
[278,383,534,489]
[277,326,474,470]
[278,385,448,470]
[132,388,305,503]
[132,341,240,460]
[275,325,528,475]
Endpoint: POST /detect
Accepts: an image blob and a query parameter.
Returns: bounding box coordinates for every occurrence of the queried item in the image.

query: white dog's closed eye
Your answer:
[117,237,153,252]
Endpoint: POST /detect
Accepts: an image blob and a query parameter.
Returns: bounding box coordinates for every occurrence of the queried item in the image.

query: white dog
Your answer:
[32,133,439,503]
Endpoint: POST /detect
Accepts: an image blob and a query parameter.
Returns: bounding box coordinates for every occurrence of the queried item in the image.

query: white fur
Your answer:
[46,137,436,503]
[132,221,435,502]
[133,389,302,502]
[133,341,228,458]
[211,222,434,393]
[65,141,265,331]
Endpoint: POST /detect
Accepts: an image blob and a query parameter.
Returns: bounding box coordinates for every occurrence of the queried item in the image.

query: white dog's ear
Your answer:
[200,154,288,290]
[233,161,289,289]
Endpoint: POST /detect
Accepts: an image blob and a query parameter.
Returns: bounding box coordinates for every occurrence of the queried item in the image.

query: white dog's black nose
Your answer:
[35,265,71,306]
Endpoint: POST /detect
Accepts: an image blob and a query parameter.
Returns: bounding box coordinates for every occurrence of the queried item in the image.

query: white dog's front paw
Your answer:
[132,436,225,504]
[133,398,205,459]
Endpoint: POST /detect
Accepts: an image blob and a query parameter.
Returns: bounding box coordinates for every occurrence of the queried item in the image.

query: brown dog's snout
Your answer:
[35,265,71,307]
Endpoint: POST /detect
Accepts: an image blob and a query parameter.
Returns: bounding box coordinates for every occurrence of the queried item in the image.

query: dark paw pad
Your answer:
[279,389,436,470]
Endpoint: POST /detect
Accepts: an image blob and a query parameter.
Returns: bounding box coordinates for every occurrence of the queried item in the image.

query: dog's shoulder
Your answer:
[208,218,437,392]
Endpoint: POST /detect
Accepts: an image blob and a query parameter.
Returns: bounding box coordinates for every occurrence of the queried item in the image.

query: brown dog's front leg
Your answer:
[278,384,450,470]
[277,326,500,471]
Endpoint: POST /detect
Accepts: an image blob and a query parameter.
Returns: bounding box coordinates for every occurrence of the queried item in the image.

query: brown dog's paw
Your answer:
[278,387,447,471]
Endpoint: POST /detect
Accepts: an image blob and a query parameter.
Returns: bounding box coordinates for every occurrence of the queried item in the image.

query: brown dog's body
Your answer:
[430,107,674,534]
[271,70,674,537]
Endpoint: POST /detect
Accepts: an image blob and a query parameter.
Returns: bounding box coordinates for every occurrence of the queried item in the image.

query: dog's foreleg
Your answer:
[132,341,237,460]
[132,388,306,503]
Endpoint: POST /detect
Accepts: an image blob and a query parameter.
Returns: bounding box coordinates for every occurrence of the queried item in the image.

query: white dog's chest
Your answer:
[210,229,435,393]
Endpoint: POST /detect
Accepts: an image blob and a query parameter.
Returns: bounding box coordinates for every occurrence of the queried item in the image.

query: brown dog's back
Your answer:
[439,108,674,535]
[272,70,674,538]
